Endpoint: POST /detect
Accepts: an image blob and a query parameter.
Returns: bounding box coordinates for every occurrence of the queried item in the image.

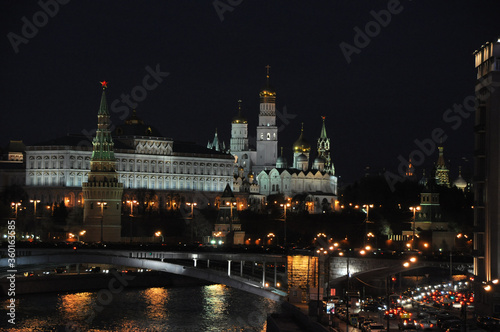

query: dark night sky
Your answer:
[1,1,499,185]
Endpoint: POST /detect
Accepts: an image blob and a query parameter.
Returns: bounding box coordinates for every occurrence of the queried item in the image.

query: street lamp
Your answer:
[186,202,197,243]
[126,200,138,216]
[97,201,107,243]
[155,231,164,243]
[409,206,421,249]
[30,200,40,240]
[362,204,374,247]
[280,202,291,248]
[186,202,197,218]
[267,232,275,245]
[11,202,21,219]
[225,201,236,233]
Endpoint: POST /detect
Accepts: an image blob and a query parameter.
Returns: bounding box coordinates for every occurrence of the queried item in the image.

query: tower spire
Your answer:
[98,81,109,116]
[320,116,327,138]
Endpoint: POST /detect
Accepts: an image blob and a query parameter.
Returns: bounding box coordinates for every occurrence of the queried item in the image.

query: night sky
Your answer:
[1,1,499,185]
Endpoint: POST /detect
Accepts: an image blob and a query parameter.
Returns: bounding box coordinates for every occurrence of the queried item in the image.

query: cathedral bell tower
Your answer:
[255,65,278,173]
[82,82,124,242]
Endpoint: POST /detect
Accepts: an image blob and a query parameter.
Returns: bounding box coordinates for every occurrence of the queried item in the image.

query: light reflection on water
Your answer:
[0,285,281,332]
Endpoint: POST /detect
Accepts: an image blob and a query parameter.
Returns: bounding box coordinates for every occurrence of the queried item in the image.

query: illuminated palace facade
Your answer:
[22,91,236,215]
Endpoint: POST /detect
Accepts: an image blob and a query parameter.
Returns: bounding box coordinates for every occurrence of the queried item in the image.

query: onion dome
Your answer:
[297,153,308,162]
[232,100,247,124]
[259,65,276,104]
[453,167,467,191]
[276,147,288,168]
[313,156,325,171]
[313,156,326,165]
[293,123,311,153]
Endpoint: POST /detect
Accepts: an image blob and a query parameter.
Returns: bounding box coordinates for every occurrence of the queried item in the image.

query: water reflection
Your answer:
[1,285,280,331]
[58,291,93,322]
[202,284,228,321]
[141,287,169,320]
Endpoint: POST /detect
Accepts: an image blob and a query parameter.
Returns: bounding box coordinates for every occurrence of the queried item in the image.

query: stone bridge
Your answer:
[0,249,288,301]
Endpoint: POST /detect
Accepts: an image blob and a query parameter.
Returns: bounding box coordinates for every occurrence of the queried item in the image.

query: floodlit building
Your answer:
[473,38,500,315]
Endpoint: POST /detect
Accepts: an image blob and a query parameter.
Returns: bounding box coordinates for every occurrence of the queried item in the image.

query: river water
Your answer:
[1,285,281,332]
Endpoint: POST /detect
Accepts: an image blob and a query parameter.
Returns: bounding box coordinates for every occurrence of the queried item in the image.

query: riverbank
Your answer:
[0,271,210,295]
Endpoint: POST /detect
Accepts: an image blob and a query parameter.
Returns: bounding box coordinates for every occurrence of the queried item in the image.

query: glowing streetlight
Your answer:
[280,202,291,247]
[30,199,40,240]
[409,206,421,249]
[186,202,197,218]
[11,202,21,219]
[225,201,237,236]
[97,201,107,242]
[126,200,138,216]
[155,231,164,243]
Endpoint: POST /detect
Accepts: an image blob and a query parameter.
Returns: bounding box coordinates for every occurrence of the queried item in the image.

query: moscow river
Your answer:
[1,285,282,331]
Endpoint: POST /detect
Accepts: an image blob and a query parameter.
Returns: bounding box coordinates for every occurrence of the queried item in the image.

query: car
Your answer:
[384,308,399,319]
[417,319,435,330]
[398,319,418,330]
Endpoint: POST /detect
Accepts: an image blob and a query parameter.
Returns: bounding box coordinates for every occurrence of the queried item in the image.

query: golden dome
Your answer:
[293,123,311,153]
[259,65,276,103]
[232,100,247,124]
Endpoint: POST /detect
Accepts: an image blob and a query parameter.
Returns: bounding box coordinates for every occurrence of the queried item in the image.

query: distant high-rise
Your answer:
[473,38,500,315]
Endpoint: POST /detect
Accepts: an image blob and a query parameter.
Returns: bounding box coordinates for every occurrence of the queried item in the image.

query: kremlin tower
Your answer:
[82,82,124,242]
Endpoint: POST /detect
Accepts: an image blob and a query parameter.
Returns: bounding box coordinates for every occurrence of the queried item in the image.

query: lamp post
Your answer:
[11,202,21,219]
[155,231,164,243]
[409,206,421,250]
[226,201,236,232]
[362,204,374,246]
[97,201,107,243]
[30,199,40,240]
[126,200,138,216]
[186,202,197,243]
[126,200,138,243]
[280,202,291,248]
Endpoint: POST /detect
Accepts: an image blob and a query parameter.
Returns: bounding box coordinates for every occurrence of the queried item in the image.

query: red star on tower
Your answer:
[100,81,108,89]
